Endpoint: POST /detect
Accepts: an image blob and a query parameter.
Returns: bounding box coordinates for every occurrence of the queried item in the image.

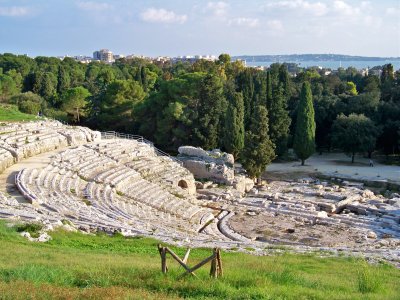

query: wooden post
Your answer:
[210,248,218,278]
[161,247,167,274]
[217,248,223,277]
[158,244,168,274]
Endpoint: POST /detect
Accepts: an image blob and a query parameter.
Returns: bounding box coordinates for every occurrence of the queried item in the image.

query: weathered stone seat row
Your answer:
[0,121,101,171]
[218,211,252,242]
[86,140,156,163]
[15,167,153,234]
[15,165,210,236]
[51,144,211,226]
[14,139,217,235]
[0,122,230,241]
[86,140,197,195]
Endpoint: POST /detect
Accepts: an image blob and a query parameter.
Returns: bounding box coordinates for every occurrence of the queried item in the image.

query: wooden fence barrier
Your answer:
[157,244,223,278]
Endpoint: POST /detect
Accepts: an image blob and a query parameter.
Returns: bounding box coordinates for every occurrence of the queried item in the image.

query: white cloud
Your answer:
[140,8,187,24]
[360,1,372,11]
[206,2,229,17]
[265,0,328,17]
[267,20,284,31]
[386,7,400,15]
[76,1,112,11]
[333,0,358,16]
[229,17,259,28]
[0,6,30,17]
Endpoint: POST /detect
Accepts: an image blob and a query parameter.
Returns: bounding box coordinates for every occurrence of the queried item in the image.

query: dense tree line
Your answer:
[0,53,399,178]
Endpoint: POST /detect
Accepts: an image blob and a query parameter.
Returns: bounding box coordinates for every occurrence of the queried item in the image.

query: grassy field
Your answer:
[0,221,399,299]
[0,104,40,122]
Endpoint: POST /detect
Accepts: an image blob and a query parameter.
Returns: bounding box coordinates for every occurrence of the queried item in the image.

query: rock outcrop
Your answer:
[178,146,234,184]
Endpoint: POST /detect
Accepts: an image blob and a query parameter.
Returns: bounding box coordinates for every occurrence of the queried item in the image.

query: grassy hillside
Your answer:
[0,221,399,299]
[0,104,40,122]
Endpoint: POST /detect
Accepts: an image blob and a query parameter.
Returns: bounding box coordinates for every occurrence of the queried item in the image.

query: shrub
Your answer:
[15,223,43,238]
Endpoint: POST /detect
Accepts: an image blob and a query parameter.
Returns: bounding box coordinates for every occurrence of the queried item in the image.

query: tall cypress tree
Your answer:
[135,67,142,85]
[141,66,148,91]
[57,65,70,95]
[241,105,275,182]
[278,64,291,100]
[236,69,254,130]
[194,74,225,149]
[293,81,316,165]
[266,71,272,109]
[269,84,291,156]
[224,89,245,158]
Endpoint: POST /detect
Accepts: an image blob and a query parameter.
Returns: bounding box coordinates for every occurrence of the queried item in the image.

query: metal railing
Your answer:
[42,118,183,166]
[101,131,183,166]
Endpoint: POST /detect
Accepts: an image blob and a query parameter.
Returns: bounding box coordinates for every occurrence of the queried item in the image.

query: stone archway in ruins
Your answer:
[178,179,189,189]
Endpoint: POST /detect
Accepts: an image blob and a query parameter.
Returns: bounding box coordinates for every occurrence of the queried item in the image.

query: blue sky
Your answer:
[1,0,399,57]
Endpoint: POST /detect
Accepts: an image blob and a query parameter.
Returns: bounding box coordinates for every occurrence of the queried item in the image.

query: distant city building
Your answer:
[172,54,217,63]
[93,49,114,63]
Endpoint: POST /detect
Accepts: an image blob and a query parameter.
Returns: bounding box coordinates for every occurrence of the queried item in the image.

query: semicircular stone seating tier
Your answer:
[0,120,235,241]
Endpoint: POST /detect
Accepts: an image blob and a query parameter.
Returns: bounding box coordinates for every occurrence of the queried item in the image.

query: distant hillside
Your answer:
[232,54,400,62]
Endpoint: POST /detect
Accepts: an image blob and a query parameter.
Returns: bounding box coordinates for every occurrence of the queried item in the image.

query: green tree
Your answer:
[362,75,380,93]
[346,81,358,96]
[193,74,226,149]
[32,71,57,102]
[61,87,91,122]
[269,84,291,156]
[331,113,379,163]
[57,65,71,94]
[10,92,43,115]
[278,64,291,100]
[241,105,275,181]
[381,64,394,84]
[266,71,272,108]
[293,81,316,165]
[346,91,380,118]
[224,87,245,158]
[97,79,145,131]
[313,94,340,151]
[0,73,18,102]
[140,66,148,91]
[236,69,254,129]
[5,69,23,93]
[218,53,231,65]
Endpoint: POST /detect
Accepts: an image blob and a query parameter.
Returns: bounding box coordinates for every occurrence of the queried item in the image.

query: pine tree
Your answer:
[293,81,316,165]
[224,89,245,158]
[269,84,291,156]
[241,105,275,181]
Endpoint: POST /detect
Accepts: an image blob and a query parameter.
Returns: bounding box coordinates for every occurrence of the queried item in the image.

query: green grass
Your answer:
[0,104,40,122]
[0,221,399,299]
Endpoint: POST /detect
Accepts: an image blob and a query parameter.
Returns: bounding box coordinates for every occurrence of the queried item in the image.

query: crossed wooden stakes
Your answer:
[157,244,223,278]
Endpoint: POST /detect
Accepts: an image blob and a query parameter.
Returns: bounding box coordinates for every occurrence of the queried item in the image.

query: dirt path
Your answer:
[0,148,69,203]
[267,153,400,183]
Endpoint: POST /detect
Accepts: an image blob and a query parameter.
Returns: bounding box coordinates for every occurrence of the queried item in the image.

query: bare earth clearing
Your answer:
[267,152,400,184]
